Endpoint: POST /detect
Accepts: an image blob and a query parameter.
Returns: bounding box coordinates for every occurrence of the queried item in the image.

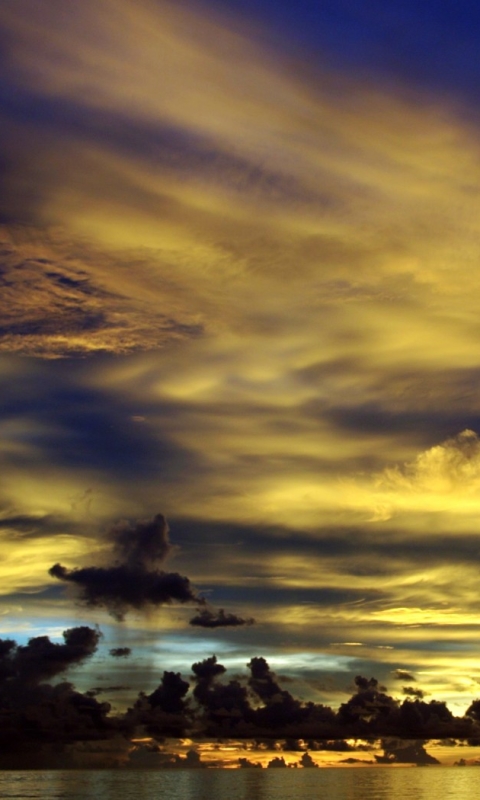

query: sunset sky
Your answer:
[2,0,480,767]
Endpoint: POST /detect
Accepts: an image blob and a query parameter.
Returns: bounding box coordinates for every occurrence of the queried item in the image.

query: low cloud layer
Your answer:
[1,630,480,768]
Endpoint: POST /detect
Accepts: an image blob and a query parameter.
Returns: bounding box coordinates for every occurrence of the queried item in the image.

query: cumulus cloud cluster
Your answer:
[1,629,480,768]
[0,625,126,768]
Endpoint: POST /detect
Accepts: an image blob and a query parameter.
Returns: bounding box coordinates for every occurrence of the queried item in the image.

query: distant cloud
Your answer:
[402,686,425,699]
[0,629,478,767]
[0,625,100,684]
[109,647,131,658]
[393,669,415,681]
[189,607,255,628]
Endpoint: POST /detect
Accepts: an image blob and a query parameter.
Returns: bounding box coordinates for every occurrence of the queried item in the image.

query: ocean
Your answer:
[0,767,477,800]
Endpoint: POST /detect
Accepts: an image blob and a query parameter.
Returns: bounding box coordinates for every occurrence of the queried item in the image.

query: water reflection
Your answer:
[0,768,475,800]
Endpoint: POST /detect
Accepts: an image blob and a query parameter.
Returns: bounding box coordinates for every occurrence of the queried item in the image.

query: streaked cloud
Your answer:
[1,0,480,725]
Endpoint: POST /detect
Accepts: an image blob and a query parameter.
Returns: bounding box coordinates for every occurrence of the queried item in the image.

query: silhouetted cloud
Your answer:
[49,562,203,621]
[0,627,479,767]
[189,607,255,628]
[0,626,127,768]
[128,670,191,738]
[299,752,318,768]
[110,514,172,568]
[109,648,131,658]
[89,686,131,695]
[402,686,425,699]
[238,756,262,768]
[267,756,288,768]
[49,514,204,620]
[0,626,100,684]
[375,739,440,765]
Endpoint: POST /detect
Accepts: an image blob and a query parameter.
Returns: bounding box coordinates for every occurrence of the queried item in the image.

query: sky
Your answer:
[2,0,480,768]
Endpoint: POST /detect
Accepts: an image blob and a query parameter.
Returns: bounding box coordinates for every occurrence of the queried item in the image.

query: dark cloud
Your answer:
[128,671,191,738]
[0,626,127,768]
[0,365,202,482]
[465,699,480,723]
[192,655,227,700]
[109,648,131,658]
[173,517,480,573]
[189,607,255,628]
[306,739,354,751]
[49,562,203,621]
[402,686,425,699]
[375,738,440,765]
[0,629,480,766]
[190,655,253,736]
[110,514,172,568]
[267,756,288,767]
[148,672,190,716]
[0,626,100,684]
[238,756,262,768]
[50,514,206,620]
[320,402,466,446]
[299,752,318,767]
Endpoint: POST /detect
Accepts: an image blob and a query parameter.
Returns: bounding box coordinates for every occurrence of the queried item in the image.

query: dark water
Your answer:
[0,768,477,800]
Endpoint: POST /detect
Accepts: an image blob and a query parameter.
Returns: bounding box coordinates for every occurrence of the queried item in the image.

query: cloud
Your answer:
[267,756,288,768]
[128,670,191,738]
[109,647,131,658]
[3,0,480,372]
[3,0,480,735]
[238,756,262,768]
[0,625,124,768]
[375,739,440,765]
[402,686,425,699]
[0,628,479,767]
[49,513,206,620]
[0,625,100,684]
[49,562,203,621]
[393,669,415,681]
[109,513,172,568]
[189,608,255,628]
[0,225,202,358]
[381,430,480,496]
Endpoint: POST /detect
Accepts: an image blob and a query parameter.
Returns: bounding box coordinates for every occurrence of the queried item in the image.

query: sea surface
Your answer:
[0,768,478,800]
